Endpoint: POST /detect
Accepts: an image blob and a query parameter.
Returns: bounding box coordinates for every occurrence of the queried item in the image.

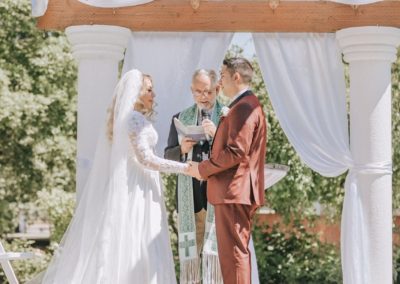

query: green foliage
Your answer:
[392,49,400,210]
[253,221,342,284]
[395,246,400,283]
[392,49,400,284]
[0,238,52,284]
[36,189,75,243]
[161,173,180,275]
[0,0,77,235]
[0,189,76,282]
[0,1,76,282]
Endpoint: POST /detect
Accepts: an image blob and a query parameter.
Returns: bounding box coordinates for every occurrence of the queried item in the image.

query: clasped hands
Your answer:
[185,161,203,181]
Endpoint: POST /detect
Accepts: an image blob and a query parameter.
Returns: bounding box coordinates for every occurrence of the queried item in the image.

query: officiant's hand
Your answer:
[187,161,203,181]
[181,137,197,155]
[201,119,216,138]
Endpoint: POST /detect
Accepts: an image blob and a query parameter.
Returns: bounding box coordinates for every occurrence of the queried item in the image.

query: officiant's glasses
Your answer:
[192,89,215,97]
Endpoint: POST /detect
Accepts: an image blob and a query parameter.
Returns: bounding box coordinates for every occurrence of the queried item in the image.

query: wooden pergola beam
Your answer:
[37,0,400,32]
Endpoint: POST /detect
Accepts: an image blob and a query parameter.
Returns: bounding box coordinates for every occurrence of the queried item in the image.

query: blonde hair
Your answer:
[107,74,155,141]
[133,74,156,118]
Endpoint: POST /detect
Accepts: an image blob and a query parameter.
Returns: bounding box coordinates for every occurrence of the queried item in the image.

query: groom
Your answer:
[188,57,266,283]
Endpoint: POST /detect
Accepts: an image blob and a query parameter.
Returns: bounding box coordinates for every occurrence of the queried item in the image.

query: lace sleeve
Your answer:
[128,112,189,174]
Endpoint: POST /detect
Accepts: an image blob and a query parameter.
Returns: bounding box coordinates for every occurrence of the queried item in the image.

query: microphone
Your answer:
[201,109,211,121]
[201,109,211,141]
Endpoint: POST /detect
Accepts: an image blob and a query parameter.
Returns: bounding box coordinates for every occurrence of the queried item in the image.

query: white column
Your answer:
[337,26,400,284]
[66,25,131,199]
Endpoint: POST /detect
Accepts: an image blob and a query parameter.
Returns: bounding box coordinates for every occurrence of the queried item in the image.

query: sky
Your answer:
[229,32,256,59]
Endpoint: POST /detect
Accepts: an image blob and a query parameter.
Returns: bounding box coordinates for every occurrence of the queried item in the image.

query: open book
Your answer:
[174,117,207,142]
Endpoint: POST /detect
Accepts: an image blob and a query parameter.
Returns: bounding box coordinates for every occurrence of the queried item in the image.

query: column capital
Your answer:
[66,25,131,61]
[336,26,400,63]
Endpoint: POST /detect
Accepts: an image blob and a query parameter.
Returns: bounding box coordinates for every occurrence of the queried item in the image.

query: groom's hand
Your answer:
[187,161,203,181]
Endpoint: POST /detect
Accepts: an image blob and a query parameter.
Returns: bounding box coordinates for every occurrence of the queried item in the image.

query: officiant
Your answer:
[164,69,223,283]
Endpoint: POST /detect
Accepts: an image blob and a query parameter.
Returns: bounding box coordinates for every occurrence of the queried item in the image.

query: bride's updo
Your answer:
[107,74,155,141]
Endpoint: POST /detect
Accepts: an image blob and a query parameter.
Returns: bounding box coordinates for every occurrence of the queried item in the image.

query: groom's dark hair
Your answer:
[223,57,253,84]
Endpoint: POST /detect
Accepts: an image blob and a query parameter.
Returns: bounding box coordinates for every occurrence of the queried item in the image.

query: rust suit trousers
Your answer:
[214,203,258,284]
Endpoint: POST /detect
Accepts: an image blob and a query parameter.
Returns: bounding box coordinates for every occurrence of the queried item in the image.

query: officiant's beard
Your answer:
[198,100,215,111]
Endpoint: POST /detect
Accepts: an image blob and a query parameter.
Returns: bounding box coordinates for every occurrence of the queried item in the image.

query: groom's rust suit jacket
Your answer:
[198,91,266,206]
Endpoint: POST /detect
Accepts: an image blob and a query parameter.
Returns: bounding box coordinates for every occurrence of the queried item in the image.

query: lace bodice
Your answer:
[128,111,188,174]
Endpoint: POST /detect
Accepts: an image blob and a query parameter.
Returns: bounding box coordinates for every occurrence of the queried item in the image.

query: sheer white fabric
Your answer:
[253,33,351,176]
[31,0,48,17]
[76,0,380,9]
[40,69,184,284]
[77,0,153,8]
[329,0,381,4]
[252,33,390,284]
[264,164,289,189]
[122,31,234,154]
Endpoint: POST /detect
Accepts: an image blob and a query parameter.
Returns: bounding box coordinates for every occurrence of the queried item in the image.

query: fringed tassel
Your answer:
[202,254,224,284]
[180,258,201,284]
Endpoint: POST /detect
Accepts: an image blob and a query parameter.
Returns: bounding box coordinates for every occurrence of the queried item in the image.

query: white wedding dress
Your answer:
[40,70,186,284]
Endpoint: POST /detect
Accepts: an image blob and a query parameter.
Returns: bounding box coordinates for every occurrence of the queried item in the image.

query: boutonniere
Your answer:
[220,106,230,118]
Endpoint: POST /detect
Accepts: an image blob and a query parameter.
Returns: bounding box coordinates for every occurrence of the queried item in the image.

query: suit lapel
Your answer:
[210,90,254,152]
[228,90,253,108]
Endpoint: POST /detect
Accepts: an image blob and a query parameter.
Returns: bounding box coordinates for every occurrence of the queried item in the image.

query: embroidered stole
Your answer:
[177,101,223,284]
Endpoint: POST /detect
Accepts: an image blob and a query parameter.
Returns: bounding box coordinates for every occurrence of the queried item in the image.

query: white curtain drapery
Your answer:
[122,32,234,154]
[329,0,381,4]
[76,0,380,7]
[122,31,264,283]
[31,0,153,17]
[253,33,351,176]
[31,0,48,17]
[264,164,289,189]
[77,0,153,8]
[252,32,392,283]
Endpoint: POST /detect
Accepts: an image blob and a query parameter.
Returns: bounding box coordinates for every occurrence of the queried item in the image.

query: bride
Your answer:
[40,69,189,284]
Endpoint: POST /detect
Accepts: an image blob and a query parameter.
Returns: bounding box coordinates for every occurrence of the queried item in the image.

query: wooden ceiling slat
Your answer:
[37,0,400,32]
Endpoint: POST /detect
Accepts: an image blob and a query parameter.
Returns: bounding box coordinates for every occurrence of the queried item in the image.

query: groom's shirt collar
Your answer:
[231,87,249,103]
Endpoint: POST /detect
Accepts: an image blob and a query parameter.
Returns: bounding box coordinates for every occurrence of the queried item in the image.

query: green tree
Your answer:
[0,0,77,281]
[0,0,77,234]
[392,49,400,284]
[392,49,400,209]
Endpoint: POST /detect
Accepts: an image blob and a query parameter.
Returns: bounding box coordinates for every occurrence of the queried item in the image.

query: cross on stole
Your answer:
[179,235,195,257]
[205,230,218,251]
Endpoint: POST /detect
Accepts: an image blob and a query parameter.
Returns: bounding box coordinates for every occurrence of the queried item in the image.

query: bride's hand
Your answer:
[184,162,191,175]
[186,161,203,180]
